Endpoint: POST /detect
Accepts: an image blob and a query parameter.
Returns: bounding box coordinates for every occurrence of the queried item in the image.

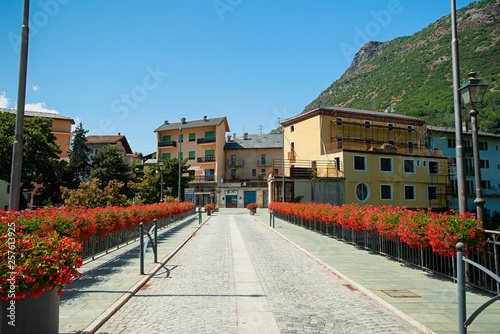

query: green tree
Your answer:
[34,159,78,206]
[161,158,194,201]
[61,178,131,208]
[128,164,163,204]
[69,122,91,181]
[0,113,61,205]
[89,145,133,197]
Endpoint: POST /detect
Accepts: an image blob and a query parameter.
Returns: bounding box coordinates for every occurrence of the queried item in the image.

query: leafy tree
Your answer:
[128,166,164,204]
[89,145,132,194]
[61,178,130,208]
[34,159,79,206]
[0,113,61,204]
[69,122,91,181]
[160,158,194,201]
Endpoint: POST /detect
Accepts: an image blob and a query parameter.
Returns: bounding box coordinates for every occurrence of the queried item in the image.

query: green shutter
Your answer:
[179,152,183,159]
[205,131,215,138]
[189,133,196,141]
[179,134,183,142]
[189,151,195,159]
[162,135,171,142]
[205,149,215,156]
[162,153,171,160]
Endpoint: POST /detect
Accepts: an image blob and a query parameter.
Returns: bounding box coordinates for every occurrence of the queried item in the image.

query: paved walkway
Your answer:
[59,212,205,334]
[97,210,420,333]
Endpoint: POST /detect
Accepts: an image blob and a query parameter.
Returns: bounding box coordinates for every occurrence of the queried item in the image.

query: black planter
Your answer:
[1,288,59,334]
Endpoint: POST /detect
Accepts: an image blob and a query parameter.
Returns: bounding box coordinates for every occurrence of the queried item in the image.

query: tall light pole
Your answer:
[451,0,467,214]
[178,119,182,203]
[459,71,488,223]
[159,161,165,203]
[9,0,30,211]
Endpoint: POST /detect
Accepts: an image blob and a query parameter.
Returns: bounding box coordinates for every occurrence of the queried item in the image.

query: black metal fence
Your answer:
[78,209,195,261]
[274,211,500,294]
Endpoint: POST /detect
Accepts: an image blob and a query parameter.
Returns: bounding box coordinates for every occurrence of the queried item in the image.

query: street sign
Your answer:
[210,193,214,198]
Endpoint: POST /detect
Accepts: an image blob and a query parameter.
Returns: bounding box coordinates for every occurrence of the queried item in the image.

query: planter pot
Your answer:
[1,288,59,334]
[207,210,211,216]
[250,209,255,215]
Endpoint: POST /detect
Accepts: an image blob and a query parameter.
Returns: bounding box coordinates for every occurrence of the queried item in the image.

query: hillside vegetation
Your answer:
[305,0,499,131]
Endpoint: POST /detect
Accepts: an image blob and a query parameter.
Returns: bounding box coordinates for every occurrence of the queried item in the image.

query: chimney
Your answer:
[204,116,208,121]
[462,122,469,132]
[118,132,121,135]
[164,120,169,124]
[243,132,248,140]
[181,118,187,124]
[227,135,232,142]
[233,132,236,139]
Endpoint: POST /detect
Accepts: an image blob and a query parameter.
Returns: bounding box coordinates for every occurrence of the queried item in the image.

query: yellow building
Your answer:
[274,106,450,210]
[154,116,229,204]
[0,108,74,209]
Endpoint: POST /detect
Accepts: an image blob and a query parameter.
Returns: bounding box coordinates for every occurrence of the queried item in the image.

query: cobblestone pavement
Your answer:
[98,214,420,333]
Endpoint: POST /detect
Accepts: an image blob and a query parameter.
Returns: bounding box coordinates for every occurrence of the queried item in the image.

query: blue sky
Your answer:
[0,0,476,155]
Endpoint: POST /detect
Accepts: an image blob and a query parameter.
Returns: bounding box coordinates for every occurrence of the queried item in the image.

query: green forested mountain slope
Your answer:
[305,0,499,131]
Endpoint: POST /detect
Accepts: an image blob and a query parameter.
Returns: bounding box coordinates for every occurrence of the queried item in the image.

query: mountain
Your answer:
[305,0,500,132]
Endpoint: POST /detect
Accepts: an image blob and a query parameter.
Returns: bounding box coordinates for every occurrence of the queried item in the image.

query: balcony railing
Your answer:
[190,175,216,182]
[324,141,443,157]
[483,188,500,196]
[197,137,216,144]
[158,140,177,148]
[227,160,244,167]
[198,155,216,163]
[257,160,273,166]
[464,147,474,155]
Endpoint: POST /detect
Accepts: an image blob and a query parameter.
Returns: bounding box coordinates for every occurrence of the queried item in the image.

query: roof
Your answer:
[224,134,283,150]
[0,108,75,124]
[427,125,500,139]
[283,106,424,126]
[86,135,133,154]
[154,116,229,132]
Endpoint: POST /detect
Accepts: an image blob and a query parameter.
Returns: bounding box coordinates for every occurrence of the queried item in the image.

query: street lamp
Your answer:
[459,71,488,223]
[159,161,165,203]
[178,119,183,203]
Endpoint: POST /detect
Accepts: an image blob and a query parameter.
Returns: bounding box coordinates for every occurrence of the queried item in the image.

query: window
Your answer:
[231,169,236,179]
[337,138,343,149]
[404,185,416,200]
[407,125,414,133]
[189,133,196,141]
[205,149,215,157]
[261,169,266,175]
[189,151,195,160]
[380,184,392,200]
[188,170,195,176]
[274,168,279,175]
[423,160,427,168]
[428,186,438,200]
[416,160,421,167]
[230,155,236,166]
[365,140,372,150]
[380,157,393,172]
[162,153,171,160]
[404,159,415,173]
[205,131,215,138]
[447,139,456,148]
[387,123,394,131]
[337,117,343,126]
[479,141,488,151]
[481,180,491,189]
[179,134,183,142]
[252,169,256,177]
[451,180,458,195]
[364,120,372,129]
[162,135,171,142]
[497,164,500,170]
[290,142,295,152]
[6,184,10,194]
[466,180,474,195]
[261,154,266,165]
[480,160,490,169]
[335,157,341,170]
[355,183,370,202]
[464,140,472,148]
[354,155,366,171]
[290,124,295,132]
[428,161,439,174]
[408,141,414,154]
[179,152,183,159]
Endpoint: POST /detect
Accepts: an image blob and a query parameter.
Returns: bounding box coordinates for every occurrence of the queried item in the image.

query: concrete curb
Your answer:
[255,216,435,334]
[81,215,211,334]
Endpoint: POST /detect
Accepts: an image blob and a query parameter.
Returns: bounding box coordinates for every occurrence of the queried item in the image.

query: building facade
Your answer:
[220,133,283,208]
[154,116,229,205]
[0,109,74,210]
[271,106,450,210]
[427,125,500,214]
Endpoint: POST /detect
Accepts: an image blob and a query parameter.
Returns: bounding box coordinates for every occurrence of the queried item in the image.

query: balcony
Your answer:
[324,141,444,157]
[257,160,273,167]
[197,137,216,145]
[158,140,177,148]
[227,160,244,167]
[483,188,500,197]
[464,147,474,155]
[197,155,216,163]
[465,166,475,174]
[191,175,216,183]
[288,151,296,160]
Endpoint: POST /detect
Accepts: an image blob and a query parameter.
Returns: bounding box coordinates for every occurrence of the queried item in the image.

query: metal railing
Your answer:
[197,155,216,163]
[158,140,177,147]
[191,175,216,182]
[227,160,244,167]
[197,137,216,144]
[78,209,194,261]
[324,141,444,157]
[273,211,500,294]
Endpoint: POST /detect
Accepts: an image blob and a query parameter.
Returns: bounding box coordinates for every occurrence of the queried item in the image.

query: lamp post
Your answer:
[178,120,182,203]
[459,71,488,223]
[159,161,165,203]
